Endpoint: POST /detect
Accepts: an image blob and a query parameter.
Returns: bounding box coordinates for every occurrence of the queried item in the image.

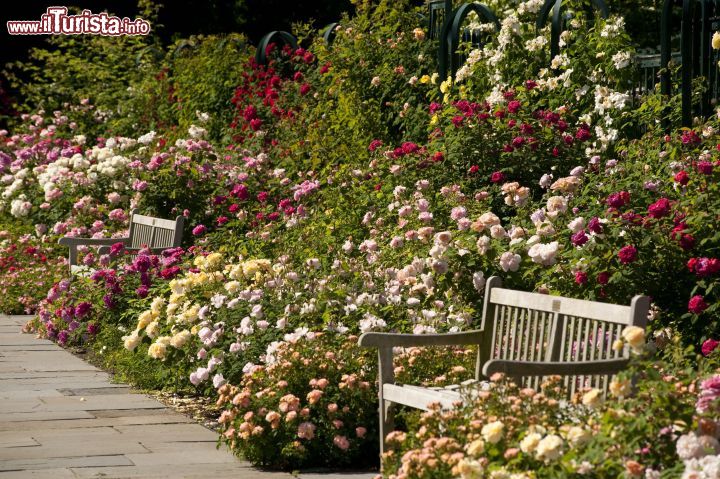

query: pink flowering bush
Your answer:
[215,333,378,469]
[0,233,65,314]
[383,343,714,478]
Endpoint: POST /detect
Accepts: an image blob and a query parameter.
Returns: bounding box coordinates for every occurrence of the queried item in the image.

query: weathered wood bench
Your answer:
[58,209,184,273]
[358,276,649,454]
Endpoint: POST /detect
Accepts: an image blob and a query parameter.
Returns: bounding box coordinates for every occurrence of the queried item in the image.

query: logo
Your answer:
[7,7,151,36]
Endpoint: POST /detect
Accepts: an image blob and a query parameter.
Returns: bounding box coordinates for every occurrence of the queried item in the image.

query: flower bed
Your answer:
[1,0,719,473]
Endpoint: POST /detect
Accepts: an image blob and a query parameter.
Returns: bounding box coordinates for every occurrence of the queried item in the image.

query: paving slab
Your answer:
[0,314,377,478]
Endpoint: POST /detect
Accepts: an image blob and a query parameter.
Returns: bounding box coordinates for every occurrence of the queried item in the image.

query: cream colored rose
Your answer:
[150,296,165,315]
[582,388,603,408]
[621,326,645,352]
[456,459,484,479]
[193,255,207,270]
[466,438,485,456]
[535,434,563,461]
[546,195,568,214]
[145,321,160,339]
[566,426,591,446]
[204,252,223,271]
[147,341,167,360]
[550,176,581,194]
[137,310,154,329]
[713,31,720,49]
[478,212,501,228]
[225,281,241,294]
[170,330,191,348]
[520,432,542,453]
[610,377,632,398]
[123,331,141,351]
[481,420,504,444]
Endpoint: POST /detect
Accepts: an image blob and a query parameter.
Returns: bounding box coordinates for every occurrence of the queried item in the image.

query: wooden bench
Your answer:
[358,276,649,454]
[58,209,184,272]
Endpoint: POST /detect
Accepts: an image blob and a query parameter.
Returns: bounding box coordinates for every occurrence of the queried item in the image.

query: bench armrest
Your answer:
[58,237,130,246]
[358,330,485,348]
[482,358,630,378]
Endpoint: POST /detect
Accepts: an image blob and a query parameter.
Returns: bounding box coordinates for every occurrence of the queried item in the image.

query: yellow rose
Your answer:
[440,77,452,94]
[419,74,431,84]
[193,255,207,270]
[713,31,720,49]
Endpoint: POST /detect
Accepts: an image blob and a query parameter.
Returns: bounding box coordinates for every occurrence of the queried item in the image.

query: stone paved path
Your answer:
[0,315,376,479]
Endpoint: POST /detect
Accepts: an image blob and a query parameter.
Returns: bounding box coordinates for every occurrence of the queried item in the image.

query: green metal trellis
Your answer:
[255,30,298,66]
[536,0,609,60]
[438,2,500,80]
[658,0,720,126]
[322,22,341,45]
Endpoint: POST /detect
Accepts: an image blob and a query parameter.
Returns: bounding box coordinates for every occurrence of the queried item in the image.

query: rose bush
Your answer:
[1,0,719,472]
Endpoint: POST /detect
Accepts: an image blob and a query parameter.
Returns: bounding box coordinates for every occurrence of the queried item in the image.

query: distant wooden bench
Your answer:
[58,209,184,272]
[358,276,649,454]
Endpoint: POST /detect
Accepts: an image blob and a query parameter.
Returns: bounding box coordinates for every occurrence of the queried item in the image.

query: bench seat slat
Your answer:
[383,384,460,411]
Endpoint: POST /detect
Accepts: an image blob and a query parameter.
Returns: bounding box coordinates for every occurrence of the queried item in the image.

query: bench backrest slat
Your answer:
[478,278,649,396]
[489,287,632,324]
[128,209,184,250]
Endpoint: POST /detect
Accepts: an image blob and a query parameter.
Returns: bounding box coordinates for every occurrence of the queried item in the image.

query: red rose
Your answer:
[689,295,709,314]
[702,339,720,356]
[490,171,505,183]
[647,198,671,218]
[674,170,690,185]
[618,245,638,264]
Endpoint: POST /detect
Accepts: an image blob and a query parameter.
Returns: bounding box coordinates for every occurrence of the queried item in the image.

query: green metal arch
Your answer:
[537,0,609,60]
[322,22,341,45]
[255,31,299,66]
[438,2,500,80]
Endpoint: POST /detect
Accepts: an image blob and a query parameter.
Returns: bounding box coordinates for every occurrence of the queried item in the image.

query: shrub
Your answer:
[215,333,378,469]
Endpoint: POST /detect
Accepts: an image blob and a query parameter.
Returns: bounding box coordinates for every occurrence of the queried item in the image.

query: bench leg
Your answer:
[379,398,395,457]
[378,346,395,461]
